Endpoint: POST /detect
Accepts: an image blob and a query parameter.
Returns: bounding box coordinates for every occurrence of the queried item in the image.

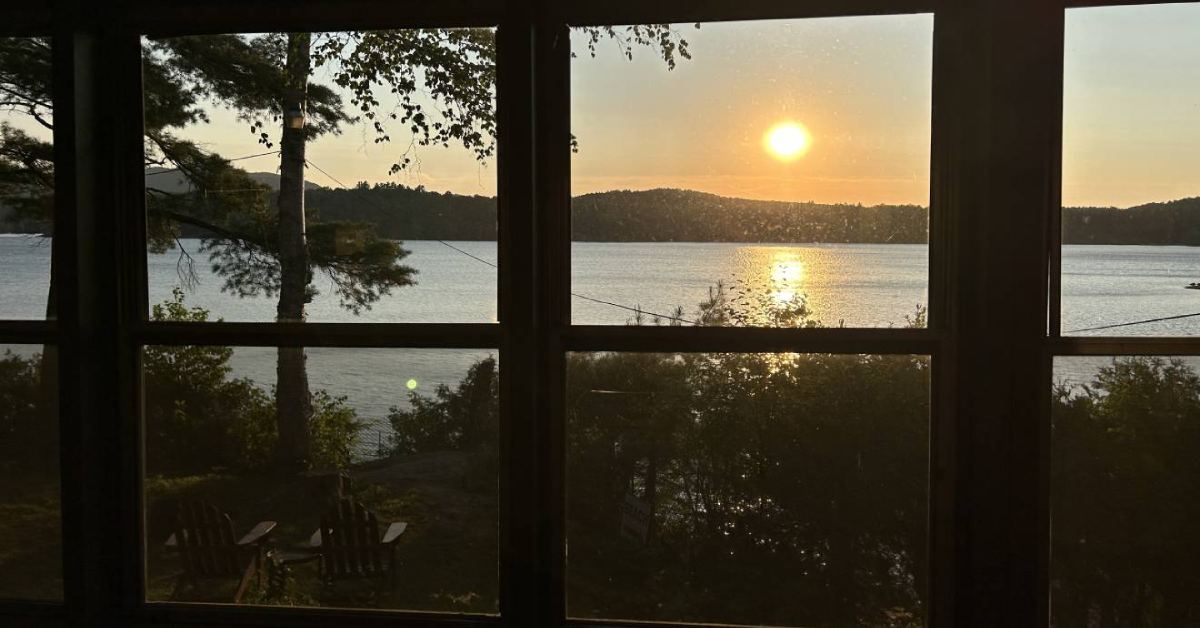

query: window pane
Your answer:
[566,352,930,626]
[1052,356,1200,626]
[570,16,933,327]
[142,29,497,323]
[142,340,498,613]
[1062,5,1200,336]
[0,344,61,600]
[0,37,55,320]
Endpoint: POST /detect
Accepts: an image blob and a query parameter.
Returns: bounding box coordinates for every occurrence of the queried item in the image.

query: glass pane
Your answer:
[1052,356,1200,626]
[142,29,497,323]
[0,37,55,320]
[566,352,930,626]
[570,16,933,327]
[142,340,498,611]
[0,344,61,600]
[1062,5,1200,336]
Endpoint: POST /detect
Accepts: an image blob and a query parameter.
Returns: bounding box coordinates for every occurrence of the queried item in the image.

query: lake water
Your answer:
[3,236,1199,455]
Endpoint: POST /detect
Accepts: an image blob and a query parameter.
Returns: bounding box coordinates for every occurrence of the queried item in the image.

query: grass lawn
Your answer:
[145,450,499,613]
[0,470,61,601]
[0,451,497,612]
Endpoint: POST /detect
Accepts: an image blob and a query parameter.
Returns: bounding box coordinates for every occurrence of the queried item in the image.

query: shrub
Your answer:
[387,357,498,489]
[144,289,361,475]
[388,357,498,457]
[0,350,48,470]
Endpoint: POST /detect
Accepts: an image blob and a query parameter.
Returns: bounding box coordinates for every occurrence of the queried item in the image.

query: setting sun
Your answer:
[764,122,811,161]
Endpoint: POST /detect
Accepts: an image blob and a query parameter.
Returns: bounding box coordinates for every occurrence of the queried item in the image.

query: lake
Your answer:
[3,236,1199,456]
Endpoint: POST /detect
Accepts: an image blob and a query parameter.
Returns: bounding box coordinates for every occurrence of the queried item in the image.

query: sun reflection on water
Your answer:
[769,253,807,304]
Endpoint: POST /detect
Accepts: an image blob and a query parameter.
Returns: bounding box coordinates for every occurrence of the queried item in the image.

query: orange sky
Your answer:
[569,15,934,206]
[159,15,936,206]
[55,5,1195,209]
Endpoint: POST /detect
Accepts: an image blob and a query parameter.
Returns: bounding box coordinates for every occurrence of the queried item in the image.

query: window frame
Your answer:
[551,5,948,627]
[126,4,518,627]
[0,18,74,622]
[8,0,1189,627]
[1046,2,1200,625]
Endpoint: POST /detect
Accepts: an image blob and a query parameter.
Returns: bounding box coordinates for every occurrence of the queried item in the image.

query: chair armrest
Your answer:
[381,522,407,545]
[301,529,323,549]
[237,521,277,546]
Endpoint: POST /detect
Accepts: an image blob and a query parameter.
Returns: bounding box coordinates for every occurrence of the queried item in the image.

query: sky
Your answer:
[1063,3,1200,208]
[138,6,1200,207]
[5,7,1197,208]
[161,15,937,206]
[570,15,934,206]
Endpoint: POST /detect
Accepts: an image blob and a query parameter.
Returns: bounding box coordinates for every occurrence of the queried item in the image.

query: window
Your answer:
[0,37,55,321]
[142,29,498,324]
[0,1,1150,628]
[142,345,499,612]
[1060,3,1200,336]
[0,34,62,603]
[1052,356,1200,626]
[566,351,930,626]
[557,12,939,628]
[570,16,934,328]
[0,344,60,601]
[135,26,501,614]
[1051,6,1200,627]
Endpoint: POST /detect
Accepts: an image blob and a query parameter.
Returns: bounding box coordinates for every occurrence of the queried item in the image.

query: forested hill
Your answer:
[306,185,930,243]
[305,183,497,240]
[309,186,1200,244]
[1062,197,1200,245]
[572,189,928,243]
[9,176,1200,244]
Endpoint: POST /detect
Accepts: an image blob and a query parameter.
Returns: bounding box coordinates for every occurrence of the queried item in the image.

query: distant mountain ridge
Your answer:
[145,168,326,193]
[305,186,1200,244]
[1063,197,1200,245]
[9,173,1200,244]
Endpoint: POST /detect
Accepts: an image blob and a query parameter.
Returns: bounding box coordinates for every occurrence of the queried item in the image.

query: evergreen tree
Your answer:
[0,27,694,471]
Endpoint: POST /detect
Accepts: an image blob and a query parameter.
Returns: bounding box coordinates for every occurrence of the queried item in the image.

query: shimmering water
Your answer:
[4,236,1199,452]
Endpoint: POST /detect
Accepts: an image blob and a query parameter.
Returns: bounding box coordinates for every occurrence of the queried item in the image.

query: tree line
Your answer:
[388,286,1200,627]
[19,183,1200,245]
[0,26,689,475]
[3,284,1199,624]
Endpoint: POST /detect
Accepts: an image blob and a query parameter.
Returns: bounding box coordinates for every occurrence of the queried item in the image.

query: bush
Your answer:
[144,289,361,475]
[387,357,498,489]
[388,357,498,456]
[1051,357,1200,627]
[0,350,50,471]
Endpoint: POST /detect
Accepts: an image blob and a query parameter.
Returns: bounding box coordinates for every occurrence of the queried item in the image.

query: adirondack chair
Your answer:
[164,500,277,603]
[301,498,407,588]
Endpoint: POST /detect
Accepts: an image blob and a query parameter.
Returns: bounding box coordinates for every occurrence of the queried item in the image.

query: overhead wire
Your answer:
[1065,310,1200,334]
[152,152,1200,332]
[145,150,282,176]
[303,157,699,326]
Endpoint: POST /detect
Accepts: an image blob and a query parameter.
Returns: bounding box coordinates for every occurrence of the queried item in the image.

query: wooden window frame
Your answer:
[2,0,1195,627]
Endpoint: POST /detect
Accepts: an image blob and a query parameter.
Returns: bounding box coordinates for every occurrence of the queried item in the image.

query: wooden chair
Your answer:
[301,498,407,589]
[164,500,276,603]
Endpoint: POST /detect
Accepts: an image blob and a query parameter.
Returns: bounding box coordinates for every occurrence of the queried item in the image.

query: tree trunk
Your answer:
[37,234,58,475]
[274,32,314,473]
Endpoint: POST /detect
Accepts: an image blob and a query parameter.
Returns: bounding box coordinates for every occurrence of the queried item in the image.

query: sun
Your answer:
[764,122,811,161]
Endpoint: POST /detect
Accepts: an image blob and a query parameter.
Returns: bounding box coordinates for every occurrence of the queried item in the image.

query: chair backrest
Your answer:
[318,499,388,580]
[174,500,244,578]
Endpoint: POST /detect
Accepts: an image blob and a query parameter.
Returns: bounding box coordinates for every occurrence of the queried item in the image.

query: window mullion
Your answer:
[64,18,145,624]
[944,1,1060,627]
[533,16,571,628]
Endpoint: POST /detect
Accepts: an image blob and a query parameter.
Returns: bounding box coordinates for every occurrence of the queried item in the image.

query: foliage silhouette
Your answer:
[142,289,361,476]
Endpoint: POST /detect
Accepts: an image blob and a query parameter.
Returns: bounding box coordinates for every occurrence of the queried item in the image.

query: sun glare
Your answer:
[764,122,811,161]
